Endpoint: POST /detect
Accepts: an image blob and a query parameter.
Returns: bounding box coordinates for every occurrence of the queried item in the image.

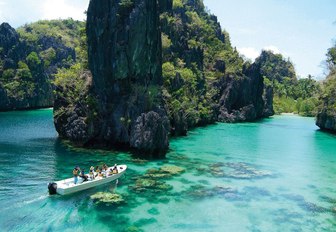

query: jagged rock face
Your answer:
[0,23,19,56]
[316,110,336,132]
[130,111,170,156]
[316,109,336,133]
[263,86,274,117]
[216,65,265,123]
[256,50,296,82]
[72,0,170,155]
[38,36,76,75]
[87,0,162,89]
[54,71,94,144]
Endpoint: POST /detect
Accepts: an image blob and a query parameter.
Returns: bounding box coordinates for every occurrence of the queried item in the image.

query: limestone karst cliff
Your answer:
[54,0,170,156]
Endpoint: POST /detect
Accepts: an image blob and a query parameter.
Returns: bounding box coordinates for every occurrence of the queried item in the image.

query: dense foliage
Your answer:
[160,0,247,133]
[257,51,320,116]
[0,19,84,110]
[318,43,336,116]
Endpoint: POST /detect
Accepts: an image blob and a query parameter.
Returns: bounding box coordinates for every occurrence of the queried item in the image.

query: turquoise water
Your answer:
[0,110,336,231]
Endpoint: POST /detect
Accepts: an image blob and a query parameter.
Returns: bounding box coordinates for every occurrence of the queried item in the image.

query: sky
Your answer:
[203,0,336,79]
[0,0,335,79]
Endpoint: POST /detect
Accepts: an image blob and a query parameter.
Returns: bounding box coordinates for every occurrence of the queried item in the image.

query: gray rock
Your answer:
[263,85,274,117]
[130,111,170,156]
[55,0,170,156]
[216,65,265,123]
[316,109,336,132]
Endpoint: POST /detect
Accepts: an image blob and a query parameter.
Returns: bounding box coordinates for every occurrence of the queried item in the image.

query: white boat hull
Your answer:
[52,165,127,195]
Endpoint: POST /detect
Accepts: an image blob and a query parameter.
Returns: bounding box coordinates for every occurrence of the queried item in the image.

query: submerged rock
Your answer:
[129,178,173,193]
[143,165,185,179]
[123,226,144,232]
[160,166,185,175]
[206,162,272,179]
[90,192,125,206]
[131,158,149,165]
[183,185,237,200]
[147,207,160,215]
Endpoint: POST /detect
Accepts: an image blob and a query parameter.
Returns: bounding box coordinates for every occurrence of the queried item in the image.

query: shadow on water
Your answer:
[315,128,336,138]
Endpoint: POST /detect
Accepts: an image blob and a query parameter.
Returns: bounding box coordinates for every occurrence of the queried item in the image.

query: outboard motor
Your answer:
[48,182,57,195]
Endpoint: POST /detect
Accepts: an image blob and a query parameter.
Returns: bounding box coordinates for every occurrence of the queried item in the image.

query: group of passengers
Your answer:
[73,164,119,184]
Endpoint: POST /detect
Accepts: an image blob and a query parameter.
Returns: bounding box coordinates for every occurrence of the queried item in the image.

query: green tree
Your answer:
[26,52,42,69]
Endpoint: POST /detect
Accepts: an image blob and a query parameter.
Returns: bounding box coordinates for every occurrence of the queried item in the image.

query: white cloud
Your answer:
[263,45,281,54]
[237,47,260,61]
[238,45,291,61]
[0,0,89,27]
[42,0,88,21]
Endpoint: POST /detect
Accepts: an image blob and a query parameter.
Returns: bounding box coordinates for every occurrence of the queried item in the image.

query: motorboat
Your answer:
[48,165,127,195]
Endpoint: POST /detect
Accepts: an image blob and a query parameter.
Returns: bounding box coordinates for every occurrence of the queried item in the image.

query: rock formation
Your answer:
[316,44,336,133]
[0,22,76,111]
[216,64,265,123]
[316,73,336,133]
[316,110,336,132]
[263,86,275,117]
[54,0,170,156]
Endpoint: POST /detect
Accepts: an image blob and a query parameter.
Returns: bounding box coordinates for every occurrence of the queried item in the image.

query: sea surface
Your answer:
[0,109,336,231]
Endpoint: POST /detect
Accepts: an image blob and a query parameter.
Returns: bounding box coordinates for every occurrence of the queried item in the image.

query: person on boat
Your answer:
[102,164,108,177]
[108,168,113,176]
[80,169,88,182]
[89,166,95,180]
[112,164,118,174]
[96,166,103,178]
[73,167,79,184]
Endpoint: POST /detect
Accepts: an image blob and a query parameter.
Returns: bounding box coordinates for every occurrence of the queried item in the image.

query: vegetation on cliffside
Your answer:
[0,19,84,111]
[53,0,276,142]
[161,0,269,131]
[256,50,320,116]
[316,43,336,131]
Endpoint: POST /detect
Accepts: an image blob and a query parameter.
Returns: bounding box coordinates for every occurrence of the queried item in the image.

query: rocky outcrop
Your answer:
[130,111,170,155]
[0,23,19,58]
[263,85,274,117]
[216,64,265,123]
[55,0,170,156]
[54,71,94,144]
[316,110,336,132]
[256,50,296,82]
[316,73,336,133]
[0,22,76,111]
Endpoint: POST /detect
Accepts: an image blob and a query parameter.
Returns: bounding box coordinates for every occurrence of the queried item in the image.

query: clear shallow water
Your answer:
[0,110,336,231]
